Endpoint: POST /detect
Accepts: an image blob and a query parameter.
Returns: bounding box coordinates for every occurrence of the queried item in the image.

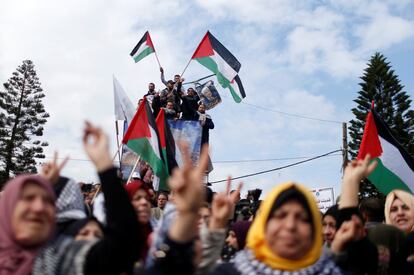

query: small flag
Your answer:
[192,31,246,103]
[357,106,414,195]
[122,98,167,184]
[130,31,155,63]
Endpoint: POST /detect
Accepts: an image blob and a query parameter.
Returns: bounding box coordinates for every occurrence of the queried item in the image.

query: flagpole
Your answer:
[154,51,162,69]
[181,31,208,78]
[91,185,101,205]
[180,58,192,78]
[182,74,215,85]
[115,121,122,164]
[126,156,141,184]
[112,142,124,162]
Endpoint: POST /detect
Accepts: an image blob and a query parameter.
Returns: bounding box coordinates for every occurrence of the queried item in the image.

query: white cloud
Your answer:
[355,11,414,53]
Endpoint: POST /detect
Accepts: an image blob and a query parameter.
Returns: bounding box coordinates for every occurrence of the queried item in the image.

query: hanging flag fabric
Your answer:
[191,31,246,103]
[357,108,414,195]
[156,109,178,190]
[122,99,167,184]
[113,75,136,121]
[130,31,155,63]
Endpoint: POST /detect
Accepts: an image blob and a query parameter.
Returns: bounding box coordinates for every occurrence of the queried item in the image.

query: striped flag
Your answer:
[130,31,155,63]
[155,108,178,190]
[122,99,167,184]
[357,107,414,195]
[192,31,246,103]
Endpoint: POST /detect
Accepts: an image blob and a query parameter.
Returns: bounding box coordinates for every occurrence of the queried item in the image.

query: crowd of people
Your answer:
[1,70,414,275]
[1,120,414,275]
[145,68,215,145]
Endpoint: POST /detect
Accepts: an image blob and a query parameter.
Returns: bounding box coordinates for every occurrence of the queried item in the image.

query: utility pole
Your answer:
[342,122,349,173]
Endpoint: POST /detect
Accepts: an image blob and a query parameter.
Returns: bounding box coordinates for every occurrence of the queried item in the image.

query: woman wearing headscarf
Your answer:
[322,205,338,247]
[0,175,55,275]
[32,122,142,274]
[124,178,153,265]
[209,182,343,274]
[221,220,251,262]
[385,189,414,234]
[63,216,104,241]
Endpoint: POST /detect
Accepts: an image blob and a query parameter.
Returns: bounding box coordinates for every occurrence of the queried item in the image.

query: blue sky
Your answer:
[1,0,413,199]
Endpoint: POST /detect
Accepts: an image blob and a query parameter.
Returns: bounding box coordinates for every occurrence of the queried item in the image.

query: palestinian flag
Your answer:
[192,31,246,103]
[357,107,414,195]
[155,109,178,190]
[122,98,167,183]
[130,31,155,63]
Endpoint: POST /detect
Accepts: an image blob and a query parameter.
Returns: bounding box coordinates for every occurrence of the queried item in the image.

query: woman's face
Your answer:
[225,230,239,250]
[390,198,414,233]
[265,200,313,260]
[322,215,337,246]
[131,189,151,225]
[75,220,104,241]
[11,182,55,246]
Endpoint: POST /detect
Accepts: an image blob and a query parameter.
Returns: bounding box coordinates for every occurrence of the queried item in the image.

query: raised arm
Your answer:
[339,155,377,209]
[160,67,167,86]
[330,155,379,274]
[168,143,209,242]
[82,121,141,275]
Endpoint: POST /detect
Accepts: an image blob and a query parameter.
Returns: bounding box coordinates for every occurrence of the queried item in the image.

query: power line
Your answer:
[213,153,342,163]
[38,152,342,165]
[241,102,344,124]
[208,149,343,184]
[182,74,344,124]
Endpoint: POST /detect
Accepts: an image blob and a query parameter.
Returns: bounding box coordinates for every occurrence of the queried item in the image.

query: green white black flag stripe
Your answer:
[358,108,414,194]
[192,31,246,103]
[130,31,155,63]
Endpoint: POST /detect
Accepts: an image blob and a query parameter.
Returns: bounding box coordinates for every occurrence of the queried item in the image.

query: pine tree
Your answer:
[348,52,414,199]
[0,60,49,188]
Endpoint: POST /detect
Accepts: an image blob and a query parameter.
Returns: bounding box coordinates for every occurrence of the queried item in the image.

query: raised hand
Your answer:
[340,154,377,208]
[40,151,69,184]
[168,143,209,214]
[343,154,378,185]
[83,121,112,172]
[210,177,243,229]
[168,143,210,242]
[331,215,365,253]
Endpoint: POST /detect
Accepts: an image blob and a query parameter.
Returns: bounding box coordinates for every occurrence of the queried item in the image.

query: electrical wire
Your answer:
[208,149,343,184]
[213,153,342,163]
[241,102,344,124]
[39,152,342,164]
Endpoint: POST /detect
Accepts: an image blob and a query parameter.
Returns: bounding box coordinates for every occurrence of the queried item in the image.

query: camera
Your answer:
[81,183,93,193]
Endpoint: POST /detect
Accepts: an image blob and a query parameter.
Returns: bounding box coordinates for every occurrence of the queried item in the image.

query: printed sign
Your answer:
[168,120,202,167]
[311,187,335,213]
[195,80,222,110]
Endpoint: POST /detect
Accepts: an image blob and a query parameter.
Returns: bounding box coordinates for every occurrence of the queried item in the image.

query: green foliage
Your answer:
[348,53,414,199]
[0,60,49,189]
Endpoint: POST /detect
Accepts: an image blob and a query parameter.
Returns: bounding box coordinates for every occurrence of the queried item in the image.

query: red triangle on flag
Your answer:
[192,31,214,59]
[145,31,155,50]
[156,108,166,149]
[122,99,151,144]
[357,111,383,160]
